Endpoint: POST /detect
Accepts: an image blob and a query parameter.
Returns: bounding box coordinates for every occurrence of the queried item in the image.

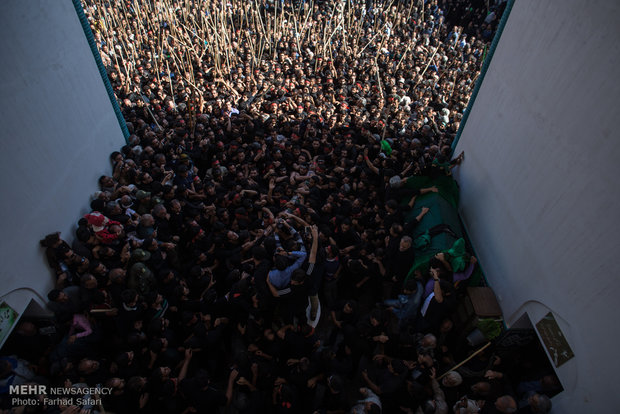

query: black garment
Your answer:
[282,330,316,360]
[108,212,131,226]
[331,300,360,327]
[167,210,184,236]
[47,298,79,324]
[116,304,144,336]
[333,228,360,250]
[285,282,308,325]
[416,284,457,335]
[307,186,323,209]
[154,217,173,242]
[72,239,94,260]
[393,246,415,282]
[146,247,168,272]
[79,286,106,309]
[158,278,180,302]
[108,282,126,309]
[102,393,129,414]
[252,258,272,303]
[179,375,228,412]
[318,387,348,413]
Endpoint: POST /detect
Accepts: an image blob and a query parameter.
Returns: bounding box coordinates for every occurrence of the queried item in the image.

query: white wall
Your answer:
[454,0,620,412]
[0,1,125,327]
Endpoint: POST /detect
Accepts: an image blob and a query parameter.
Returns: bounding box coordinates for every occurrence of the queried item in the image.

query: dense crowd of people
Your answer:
[0,0,558,413]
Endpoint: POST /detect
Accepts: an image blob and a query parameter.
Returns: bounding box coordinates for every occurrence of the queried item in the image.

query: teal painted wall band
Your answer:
[451,0,515,155]
[72,0,130,142]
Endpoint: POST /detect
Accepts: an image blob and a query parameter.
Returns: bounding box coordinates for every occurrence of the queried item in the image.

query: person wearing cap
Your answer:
[128,261,156,296]
[134,189,153,215]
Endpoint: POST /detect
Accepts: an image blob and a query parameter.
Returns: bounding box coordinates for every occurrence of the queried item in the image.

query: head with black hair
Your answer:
[291,268,306,284]
[403,279,419,294]
[40,232,61,248]
[326,244,339,259]
[274,254,289,271]
[47,289,63,302]
[252,245,267,262]
[121,289,139,307]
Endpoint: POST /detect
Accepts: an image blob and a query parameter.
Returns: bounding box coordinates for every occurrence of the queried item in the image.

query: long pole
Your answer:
[165,60,176,109]
[140,94,162,131]
[357,24,386,57]
[395,41,412,71]
[437,342,492,381]
[414,46,439,88]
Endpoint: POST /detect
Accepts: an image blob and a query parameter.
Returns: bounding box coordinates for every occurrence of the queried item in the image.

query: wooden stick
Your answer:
[220,5,232,76]
[346,0,352,36]
[357,24,387,57]
[375,61,383,99]
[301,0,314,44]
[395,41,412,71]
[406,0,416,24]
[322,1,339,58]
[293,13,301,57]
[273,0,278,59]
[325,19,343,47]
[89,308,115,314]
[414,46,439,88]
[352,7,365,54]
[437,342,492,380]
[165,59,176,109]
[140,94,162,131]
[420,0,425,23]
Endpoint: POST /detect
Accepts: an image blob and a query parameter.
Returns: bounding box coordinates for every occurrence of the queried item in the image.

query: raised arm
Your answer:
[266,178,275,204]
[431,268,444,303]
[266,274,280,298]
[420,186,439,195]
[178,348,193,382]
[282,211,310,228]
[435,252,453,272]
[363,147,379,175]
[309,225,319,265]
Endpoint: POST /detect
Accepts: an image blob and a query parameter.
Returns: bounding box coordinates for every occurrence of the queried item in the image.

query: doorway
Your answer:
[495,313,564,403]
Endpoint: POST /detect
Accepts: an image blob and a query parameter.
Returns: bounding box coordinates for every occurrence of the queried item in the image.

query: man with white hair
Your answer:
[488,395,518,413]
[453,397,482,414]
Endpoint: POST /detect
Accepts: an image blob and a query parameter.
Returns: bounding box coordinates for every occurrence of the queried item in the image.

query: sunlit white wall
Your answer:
[454,1,620,412]
[0,0,125,328]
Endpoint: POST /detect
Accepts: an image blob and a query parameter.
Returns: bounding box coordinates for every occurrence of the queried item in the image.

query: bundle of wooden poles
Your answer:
[85,0,429,100]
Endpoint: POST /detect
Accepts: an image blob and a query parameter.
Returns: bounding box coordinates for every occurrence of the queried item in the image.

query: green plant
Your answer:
[477,318,502,340]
